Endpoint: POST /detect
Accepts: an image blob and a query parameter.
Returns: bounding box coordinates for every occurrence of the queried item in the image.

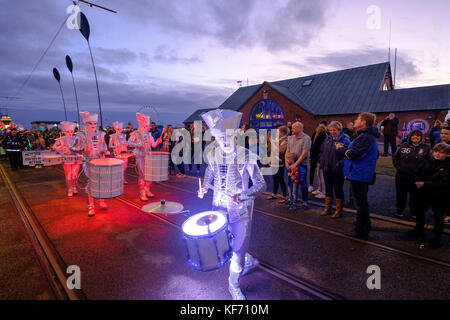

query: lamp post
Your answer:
[52,67,68,121]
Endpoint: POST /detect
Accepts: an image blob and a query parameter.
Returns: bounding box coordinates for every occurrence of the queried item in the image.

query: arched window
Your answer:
[249,99,284,131]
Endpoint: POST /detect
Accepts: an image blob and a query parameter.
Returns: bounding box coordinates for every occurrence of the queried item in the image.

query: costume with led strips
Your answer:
[127,113,162,201]
[70,111,110,217]
[199,109,266,300]
[109,121,129,184]
[52,121,81,197]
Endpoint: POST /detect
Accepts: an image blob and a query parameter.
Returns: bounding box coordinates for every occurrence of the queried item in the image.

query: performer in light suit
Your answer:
[127,113,163,201]
[52,121,81,197]
[109,121,129,184]
[198,109,266,300]
[70,111,110,217]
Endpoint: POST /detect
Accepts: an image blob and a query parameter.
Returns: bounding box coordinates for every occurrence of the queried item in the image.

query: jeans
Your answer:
[286,165,308,203]
[273,166,287,197]
[395,175,419,214]
[350,180,371,236]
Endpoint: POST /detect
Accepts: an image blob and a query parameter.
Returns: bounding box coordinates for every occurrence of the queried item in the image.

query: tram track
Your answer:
[0,163,86,300]
[150,174,450,270]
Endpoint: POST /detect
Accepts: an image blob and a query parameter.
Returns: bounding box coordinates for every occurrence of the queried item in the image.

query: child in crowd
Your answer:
[407,142,450,248]
[285,152,306,211]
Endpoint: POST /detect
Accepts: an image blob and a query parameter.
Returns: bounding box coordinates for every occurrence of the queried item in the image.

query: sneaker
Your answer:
[311,190,321,195]
[302,202,309,210]
[289,205,297,211]
[283,200,291,206]
[308,186,314,193]
[394,212,404,218]
[315,192,325,199]
[228,284,246,300]
[242,255,259,276]
[72,188,78,195]
[140,192,148,201]
[67,191,73,197]
[88,207,95,217]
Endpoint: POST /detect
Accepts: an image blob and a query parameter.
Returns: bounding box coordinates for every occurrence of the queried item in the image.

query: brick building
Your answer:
[185,62,450,138]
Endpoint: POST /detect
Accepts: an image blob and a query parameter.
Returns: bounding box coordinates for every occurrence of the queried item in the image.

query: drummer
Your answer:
[128,113,163,201]
[198,109,266,300]
[109,121,129,184]
[70,111,110,217]
[52,121,81,197]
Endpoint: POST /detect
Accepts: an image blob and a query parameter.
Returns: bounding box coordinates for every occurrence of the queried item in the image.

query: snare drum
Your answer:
[144,151,169,182]
[182,211,232,271]
[42,154,62,166]
[88,158,124,198]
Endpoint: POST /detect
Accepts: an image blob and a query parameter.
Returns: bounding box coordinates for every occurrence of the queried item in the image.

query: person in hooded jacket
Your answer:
[319,121,350,218]
[337,112,380,239]
[407,142,450,248]
[392,130,431,218]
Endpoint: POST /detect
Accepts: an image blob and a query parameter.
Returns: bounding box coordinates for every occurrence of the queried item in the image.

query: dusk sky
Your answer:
[1,0,449,128]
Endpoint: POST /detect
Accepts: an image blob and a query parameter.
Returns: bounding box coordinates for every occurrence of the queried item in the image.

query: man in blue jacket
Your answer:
[337,112,379,239]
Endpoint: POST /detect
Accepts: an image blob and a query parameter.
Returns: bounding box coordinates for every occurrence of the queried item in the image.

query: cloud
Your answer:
[152,45,202,65]
[117,0,334,51]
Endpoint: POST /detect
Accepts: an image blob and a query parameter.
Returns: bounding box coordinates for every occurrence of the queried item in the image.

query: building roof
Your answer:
[218,62,450,115]
[183,108,217,123]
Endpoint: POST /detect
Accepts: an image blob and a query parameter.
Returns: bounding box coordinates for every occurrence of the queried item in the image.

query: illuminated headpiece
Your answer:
[136,113,150,127]
[201,109,242,135]
[60,121,76,132]
[80,111,98,124]
[112,121,123,130]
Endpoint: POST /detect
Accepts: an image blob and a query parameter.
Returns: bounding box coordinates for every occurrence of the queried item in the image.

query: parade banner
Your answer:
[22,151,60,166]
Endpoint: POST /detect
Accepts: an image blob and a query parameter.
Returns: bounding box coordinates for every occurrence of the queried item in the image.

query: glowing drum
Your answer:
[182,211,232,272]
[144,152,169,182]
[42,154,62,166]
[89,158,124,199]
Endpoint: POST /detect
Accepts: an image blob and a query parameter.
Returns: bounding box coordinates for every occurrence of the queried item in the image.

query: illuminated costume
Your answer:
[199,109,266,300]
[109,121,129,184]
[70,111,109,217]
[127,113,162,201]
[52,121,81,197]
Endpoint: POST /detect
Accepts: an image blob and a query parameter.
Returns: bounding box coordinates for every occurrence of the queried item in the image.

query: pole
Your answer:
[70,72,81,126]
[58,82,68,121]
[87,41,103,128]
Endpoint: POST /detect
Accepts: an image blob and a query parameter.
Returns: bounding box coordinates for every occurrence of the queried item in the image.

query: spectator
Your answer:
[309,123,327,198]
[407,143,450,248]
[392,130,431,218]
[441,125,450,145]
[266,126,288,202]
[3,128,24,170]
[162,124,176,175]
[188,123,201,174]
[381,113,399,156]
[33,131,46,150]
[150,122,161,150]
[339,112,379,239]
[285,121,311,210]
[319,121,350,218]
[287,122,292,136]
[343,121,355,141]
[428,120,442,147]
[284,152,302,211]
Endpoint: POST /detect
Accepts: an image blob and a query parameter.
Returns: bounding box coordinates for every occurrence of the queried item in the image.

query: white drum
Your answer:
[144,151,169,182]
[89,158,124,199]
[182,211,232,271]
[42,154,62,166]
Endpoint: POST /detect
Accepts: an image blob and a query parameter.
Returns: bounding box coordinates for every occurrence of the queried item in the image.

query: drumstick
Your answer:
[198,178,202,193]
